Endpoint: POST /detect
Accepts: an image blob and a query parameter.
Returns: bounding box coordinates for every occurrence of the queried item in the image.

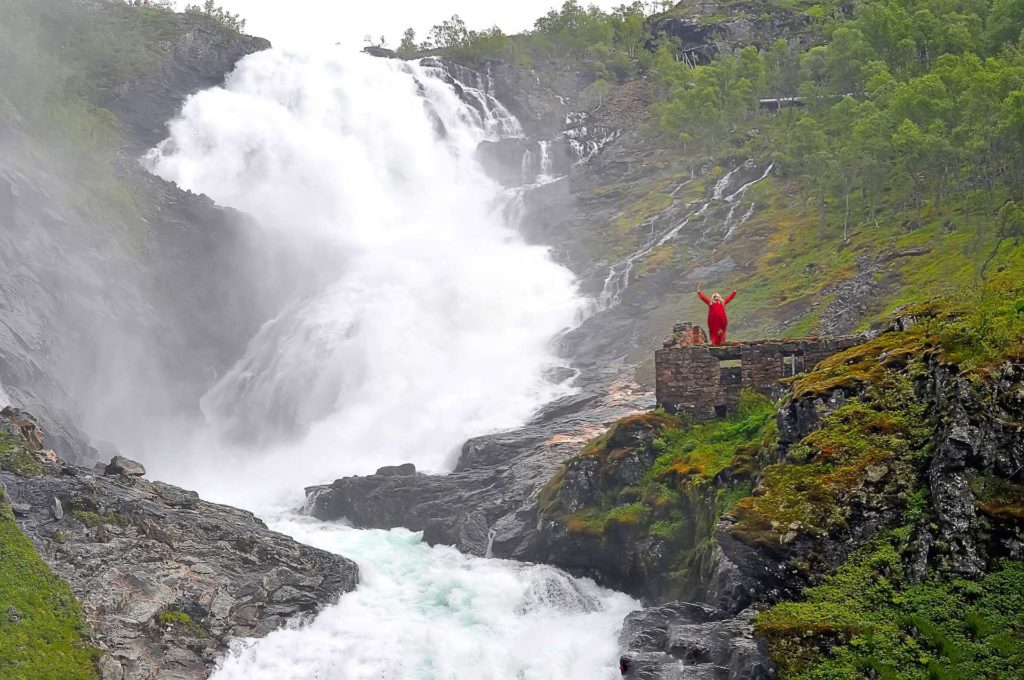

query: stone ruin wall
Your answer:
[655,332,864,420]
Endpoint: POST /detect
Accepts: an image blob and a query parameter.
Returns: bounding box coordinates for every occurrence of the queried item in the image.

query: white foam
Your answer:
[212,514,638,680]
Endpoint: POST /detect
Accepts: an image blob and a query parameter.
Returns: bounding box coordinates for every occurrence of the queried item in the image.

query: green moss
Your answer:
[546,391,776,593]
[0,433,44,477]
[789,331,924,399]
[70,509,130,529]
[928,271,1024,371]
[0,503,100,679]
[729,375,932,548]
[156,611,207,638]
[757,533,1024,679]
[650,391,776,482]
[970,476,1024,522]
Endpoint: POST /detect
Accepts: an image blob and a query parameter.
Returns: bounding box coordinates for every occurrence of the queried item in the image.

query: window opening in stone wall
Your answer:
[719,358,743,387]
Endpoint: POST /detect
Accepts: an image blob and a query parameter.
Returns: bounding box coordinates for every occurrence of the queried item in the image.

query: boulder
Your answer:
[375,463,416,477]
[104,456,146,477]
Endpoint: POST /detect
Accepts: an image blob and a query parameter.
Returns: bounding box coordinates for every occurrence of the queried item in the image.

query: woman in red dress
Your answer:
[697,283,736,345]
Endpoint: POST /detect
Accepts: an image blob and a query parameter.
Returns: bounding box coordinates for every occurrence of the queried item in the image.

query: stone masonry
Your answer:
[655,334,864,420]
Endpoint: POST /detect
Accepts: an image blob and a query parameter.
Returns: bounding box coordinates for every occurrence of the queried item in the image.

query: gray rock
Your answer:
[649,1,819,66]
[0,411,358,680]
[362,45,398,60]
[96,655,124,680]
[619,604,773,680]
[375,463,416,477]
[104,456,147,477]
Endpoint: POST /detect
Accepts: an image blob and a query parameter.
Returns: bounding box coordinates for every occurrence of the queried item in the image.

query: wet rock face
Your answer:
[720,356,1024,603]
[0,410,358,680]
[649,1,817,65]
[0,4,282,466]
[925,361,1024,575]
[94,8,271,152]
[619,603,774,680]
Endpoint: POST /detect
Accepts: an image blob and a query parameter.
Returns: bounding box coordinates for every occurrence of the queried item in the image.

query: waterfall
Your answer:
[146,49,584,498]
[595,162,772,312]
[538,140,553,180]
[144,46,637,679]
[418,57,523,140]
[521,147,535,184]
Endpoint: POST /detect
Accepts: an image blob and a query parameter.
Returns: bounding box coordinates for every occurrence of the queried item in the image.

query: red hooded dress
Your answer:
[698,291,736,345]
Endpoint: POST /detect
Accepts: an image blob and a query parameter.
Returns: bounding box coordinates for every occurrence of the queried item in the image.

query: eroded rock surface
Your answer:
[307,378,652,560]
[0,408,358,680]
[619,603,773,680]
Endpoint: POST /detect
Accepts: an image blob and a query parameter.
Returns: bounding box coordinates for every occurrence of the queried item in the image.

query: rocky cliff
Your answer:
[0,3,368,677]
[533,297,1024,677]
[0,407,359,679]
[0,0,286,465]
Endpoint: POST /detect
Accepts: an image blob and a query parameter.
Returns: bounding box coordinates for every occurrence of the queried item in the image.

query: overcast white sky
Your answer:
[176,1,623,50]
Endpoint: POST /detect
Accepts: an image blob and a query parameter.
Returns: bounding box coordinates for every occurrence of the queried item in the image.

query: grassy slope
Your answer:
[0,505,100,680]
[583,146,1022,377]
[0,437,98,679]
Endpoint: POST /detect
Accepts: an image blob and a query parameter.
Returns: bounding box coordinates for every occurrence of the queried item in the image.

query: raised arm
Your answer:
[697,291,710,305]
[724,290,736,305]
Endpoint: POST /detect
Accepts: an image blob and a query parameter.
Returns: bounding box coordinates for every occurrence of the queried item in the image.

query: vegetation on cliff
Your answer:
[411,1,1024,343]
[746,274,1024,675]
[542,274,1024,676]
[0,446,98,680]
[539,391,778,597]
[1,0,181,154]
[757,537,1024,679]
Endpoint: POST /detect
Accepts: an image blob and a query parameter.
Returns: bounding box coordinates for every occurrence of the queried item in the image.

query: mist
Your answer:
[135,47,584,506]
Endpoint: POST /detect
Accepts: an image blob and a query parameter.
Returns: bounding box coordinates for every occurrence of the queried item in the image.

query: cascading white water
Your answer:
[146,49,585,500]
[595,162,773,312]
[146,47,637,679]
[538,140,553,180]
[0,380,9,409]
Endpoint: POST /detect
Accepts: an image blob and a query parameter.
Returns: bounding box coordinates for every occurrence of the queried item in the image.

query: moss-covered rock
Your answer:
[756,534,1024,679]
[536,392,776,600]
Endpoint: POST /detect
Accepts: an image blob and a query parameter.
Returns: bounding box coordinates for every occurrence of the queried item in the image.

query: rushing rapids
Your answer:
[144,47,639,678]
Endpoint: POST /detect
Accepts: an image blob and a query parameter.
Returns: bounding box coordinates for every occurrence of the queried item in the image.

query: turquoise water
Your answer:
[212,513,639,680]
